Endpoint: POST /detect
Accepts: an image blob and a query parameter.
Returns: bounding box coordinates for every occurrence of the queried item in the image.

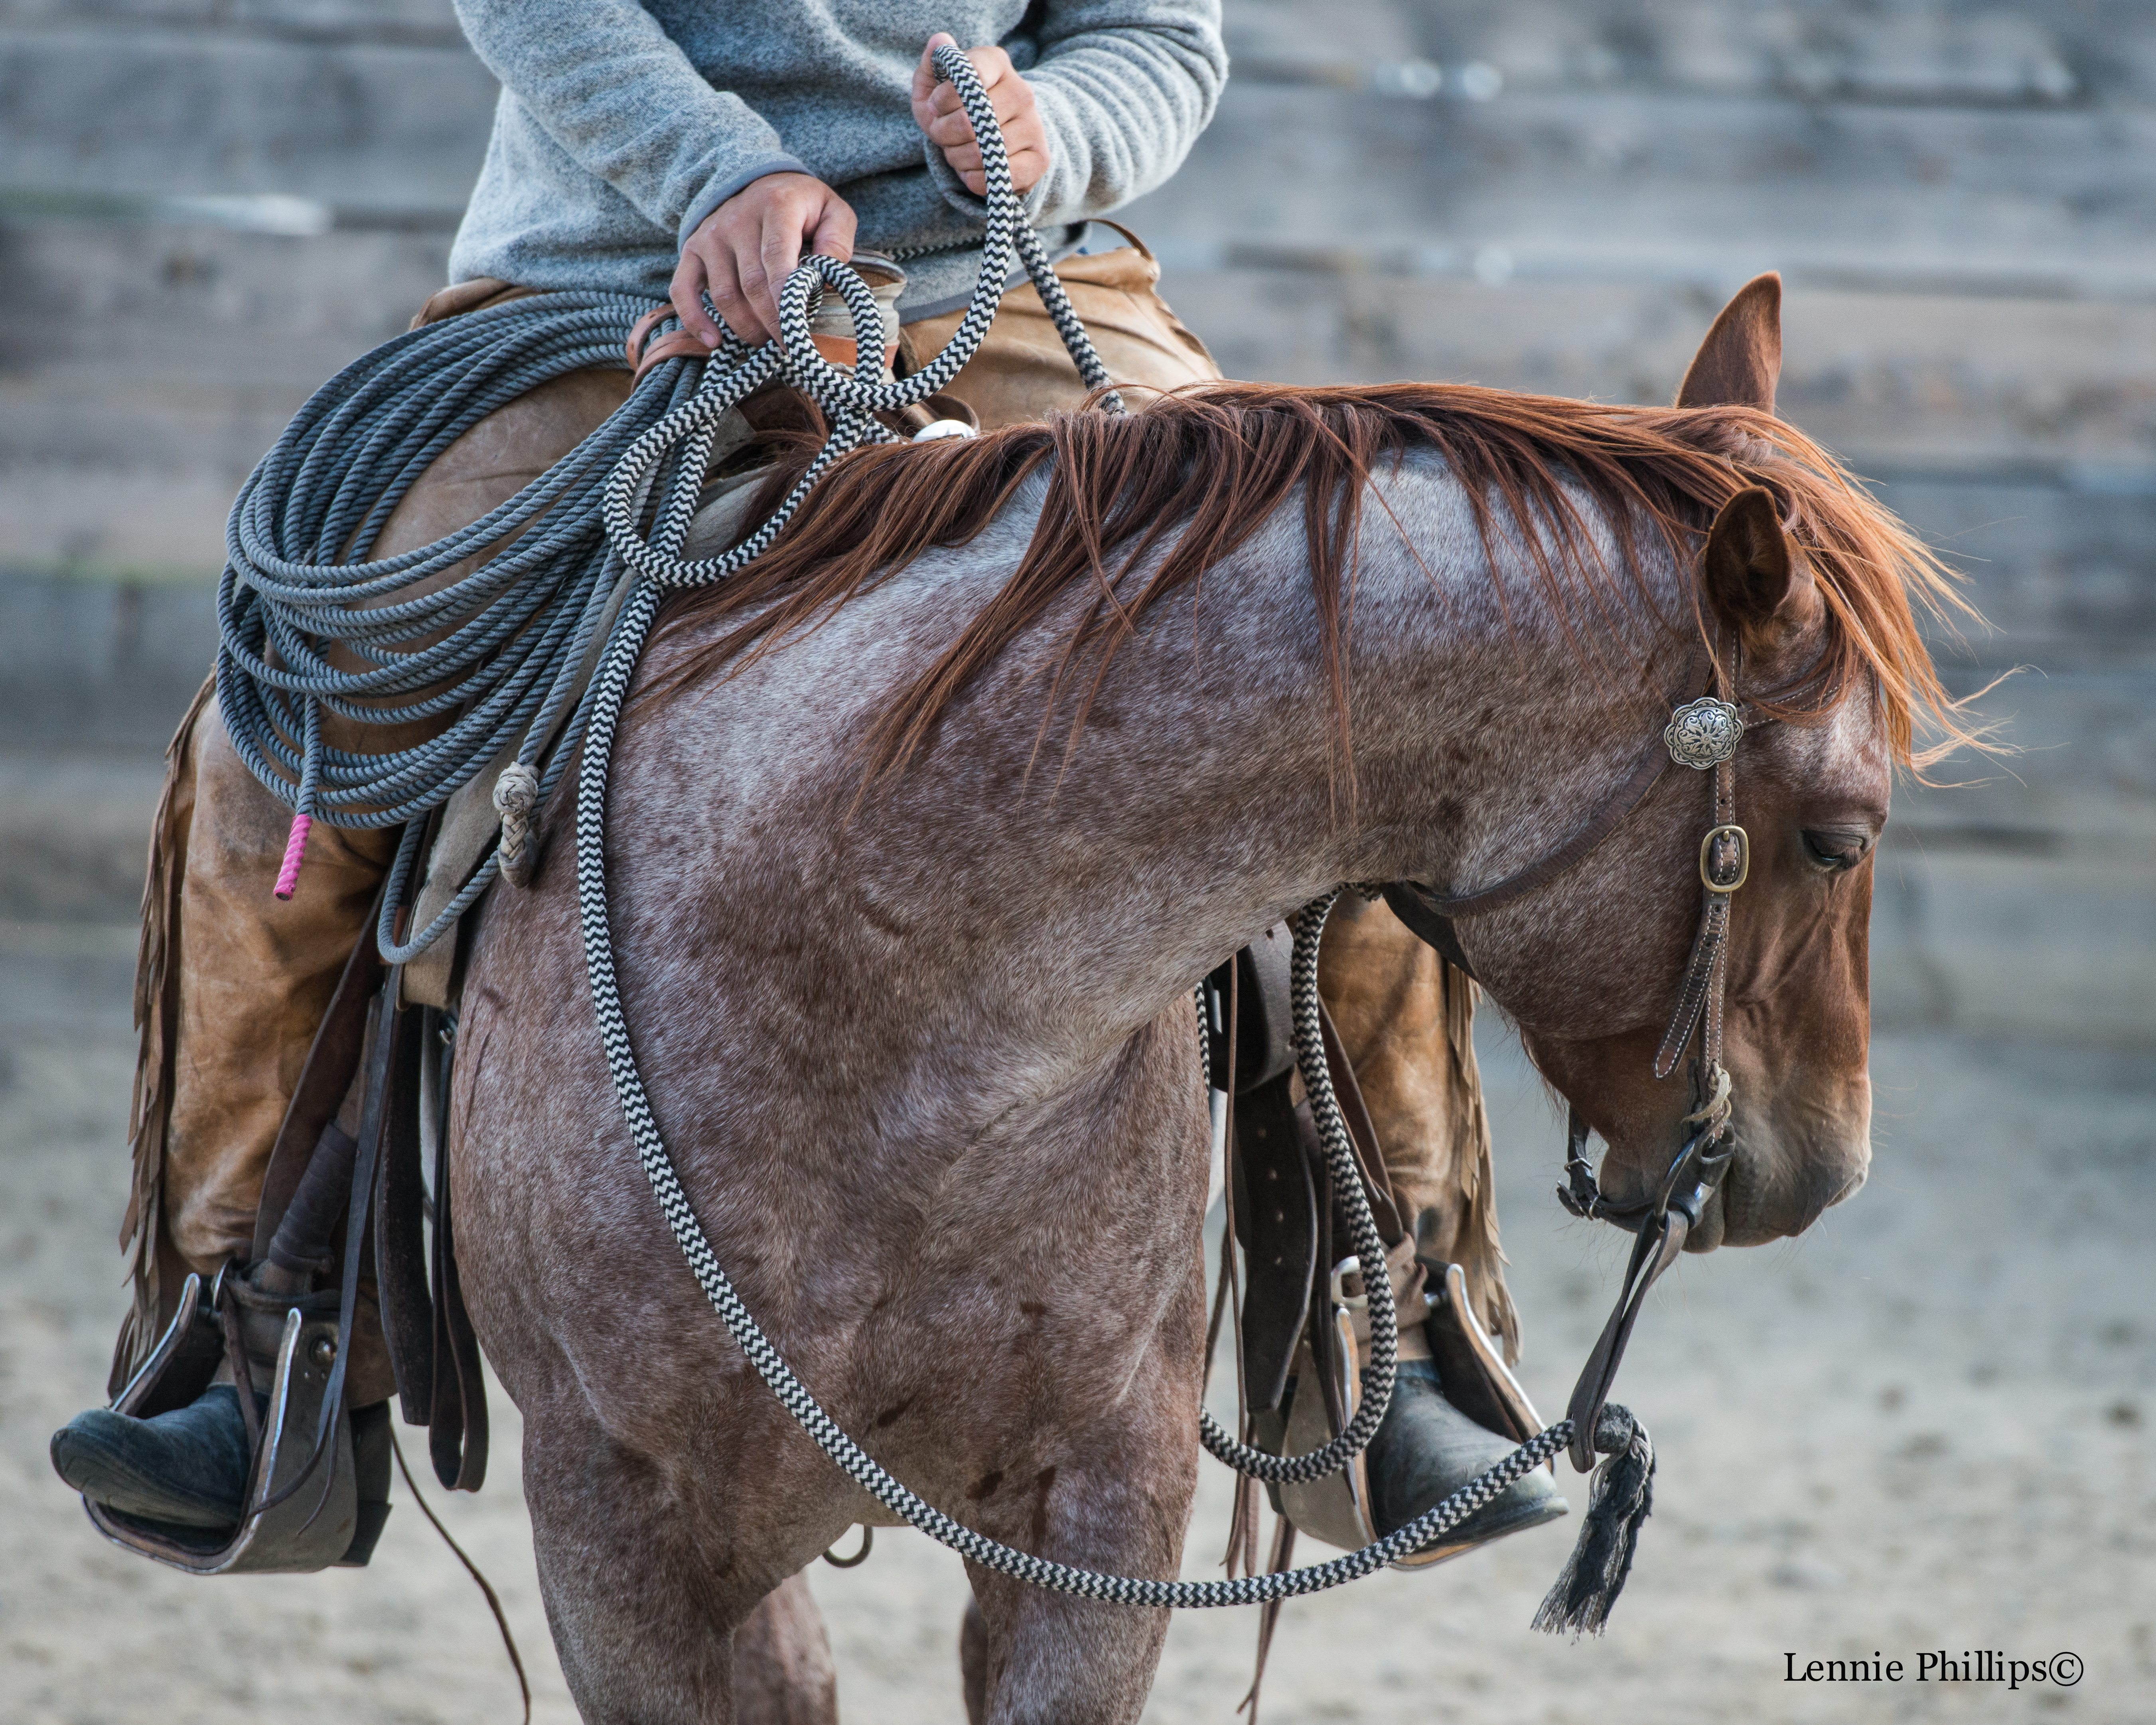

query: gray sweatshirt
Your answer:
[446,0,1227,319]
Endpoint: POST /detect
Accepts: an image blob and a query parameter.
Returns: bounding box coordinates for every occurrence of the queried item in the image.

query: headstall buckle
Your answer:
[1664,695,1745,770]
[1698,823,1749,894]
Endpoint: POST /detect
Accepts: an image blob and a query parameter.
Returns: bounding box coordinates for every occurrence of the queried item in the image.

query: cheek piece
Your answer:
[1382,645,1777,1472]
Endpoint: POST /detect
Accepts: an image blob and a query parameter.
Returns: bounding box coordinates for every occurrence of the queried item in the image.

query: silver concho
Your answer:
[1664,696,1746,770]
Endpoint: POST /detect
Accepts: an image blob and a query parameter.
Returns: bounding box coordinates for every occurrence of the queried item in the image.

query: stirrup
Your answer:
[1258,1257,1553,1573]
[82,1271,387,1574]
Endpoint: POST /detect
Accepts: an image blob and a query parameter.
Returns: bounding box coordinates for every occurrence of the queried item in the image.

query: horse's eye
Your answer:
[1801,828,1870,871]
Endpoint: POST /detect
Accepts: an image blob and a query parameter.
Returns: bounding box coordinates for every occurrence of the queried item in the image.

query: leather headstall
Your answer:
[1381,646,1775,1468]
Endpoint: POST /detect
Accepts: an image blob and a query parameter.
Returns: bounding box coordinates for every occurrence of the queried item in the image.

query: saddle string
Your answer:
[390,1429,533,1725]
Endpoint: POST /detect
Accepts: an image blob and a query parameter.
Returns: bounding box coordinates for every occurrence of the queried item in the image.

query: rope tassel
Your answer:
[1531,1404,1656,1638]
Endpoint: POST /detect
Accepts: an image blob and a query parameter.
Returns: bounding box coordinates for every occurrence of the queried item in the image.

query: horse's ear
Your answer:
[1702,487,1813,647]
[1675,274,1781,413]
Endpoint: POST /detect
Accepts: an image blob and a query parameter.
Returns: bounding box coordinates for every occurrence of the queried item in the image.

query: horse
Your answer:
[444,278,1971,1722]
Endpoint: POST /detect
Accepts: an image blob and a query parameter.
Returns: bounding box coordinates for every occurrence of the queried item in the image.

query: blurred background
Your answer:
[1,2,2150,1722]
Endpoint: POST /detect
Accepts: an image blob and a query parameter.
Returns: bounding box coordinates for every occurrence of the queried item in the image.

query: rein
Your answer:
[566,54,1650,1616]
[214,48,1700,1630]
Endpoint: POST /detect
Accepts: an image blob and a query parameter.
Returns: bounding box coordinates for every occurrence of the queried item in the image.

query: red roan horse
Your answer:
[446,278,1972,1721]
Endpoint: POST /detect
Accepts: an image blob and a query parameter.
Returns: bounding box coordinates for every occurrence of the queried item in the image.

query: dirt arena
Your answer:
[4,901,2148,1725]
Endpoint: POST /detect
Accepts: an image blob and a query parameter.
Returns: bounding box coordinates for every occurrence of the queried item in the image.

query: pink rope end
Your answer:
[273,813,312,900]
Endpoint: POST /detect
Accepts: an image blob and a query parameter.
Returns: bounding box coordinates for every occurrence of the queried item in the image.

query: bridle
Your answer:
[1383,643,1771,1469]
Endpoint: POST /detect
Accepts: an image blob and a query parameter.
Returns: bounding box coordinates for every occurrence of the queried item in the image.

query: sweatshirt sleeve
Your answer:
[925,0,1228,227]
[452,0,807,248]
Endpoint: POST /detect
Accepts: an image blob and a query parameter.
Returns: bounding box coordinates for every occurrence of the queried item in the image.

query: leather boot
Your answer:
[51,1383,259,1531]
[55,1252,306,1534]
[1351,1239,1566,1561]
[1363,1360,1567,1556]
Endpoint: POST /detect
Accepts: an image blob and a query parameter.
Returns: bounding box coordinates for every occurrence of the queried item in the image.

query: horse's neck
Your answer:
[641,464,1675,1115]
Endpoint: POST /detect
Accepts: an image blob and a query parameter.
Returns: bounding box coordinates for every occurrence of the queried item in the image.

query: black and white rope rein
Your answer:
[223,45,1643,1615]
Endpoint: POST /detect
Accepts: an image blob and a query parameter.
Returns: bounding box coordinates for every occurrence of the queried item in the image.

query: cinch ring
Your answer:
[1699,824,1750,894]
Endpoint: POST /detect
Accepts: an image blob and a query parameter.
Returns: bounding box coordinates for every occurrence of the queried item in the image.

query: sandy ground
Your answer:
[2,910,2151,1725]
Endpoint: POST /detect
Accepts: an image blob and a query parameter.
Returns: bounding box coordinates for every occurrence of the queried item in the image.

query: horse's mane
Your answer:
[650,382,1982,781]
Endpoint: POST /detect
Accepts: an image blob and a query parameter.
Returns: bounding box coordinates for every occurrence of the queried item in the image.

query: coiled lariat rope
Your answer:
[218,292,702,938]
[219,45,1645,1616]
[217,45,1117,954]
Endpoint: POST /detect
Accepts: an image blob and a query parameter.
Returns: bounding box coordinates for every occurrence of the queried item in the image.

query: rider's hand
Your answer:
[911,34,1050,197]
[673,172,858,347]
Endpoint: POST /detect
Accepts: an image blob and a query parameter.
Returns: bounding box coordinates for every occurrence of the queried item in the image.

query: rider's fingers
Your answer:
[921,97,1030,150]
[669,249,724,348]
[708,234,769,344]
[911,32,957,111]
[925,79,1030,128]
[1004,142,1049,193]
[965,45,1016,90]
[804,191,857,261]
[753,205,808,341]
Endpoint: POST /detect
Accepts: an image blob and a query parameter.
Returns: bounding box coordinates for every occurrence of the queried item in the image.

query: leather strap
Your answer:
[1654,893,1730,1078]
[216,1284,265,1456]
[1084,218,1156,263]
[252,895,387,1263]
[1558,649,1749,1464]
[1377,882,1478,981]
[1558,1106,1735,1468]
[424,1005,489,1492]
[252,973,396,1515]
[1563,1204,1686,1470]
[429,1036,489,1492]
[375,1001,435,1427]
[1406,726,1676,919]
[1230,1072,1318,1413]
[264,1120,359,1279]
[1205,927,1296,1095]
[111,1273,225,1421]
[1655,651,1746,1078]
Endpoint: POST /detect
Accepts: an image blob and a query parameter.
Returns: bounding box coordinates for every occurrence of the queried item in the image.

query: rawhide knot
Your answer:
[492,762,541,888]
[1680,1060,1735,1139]
[1591,1401,1640,1456]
